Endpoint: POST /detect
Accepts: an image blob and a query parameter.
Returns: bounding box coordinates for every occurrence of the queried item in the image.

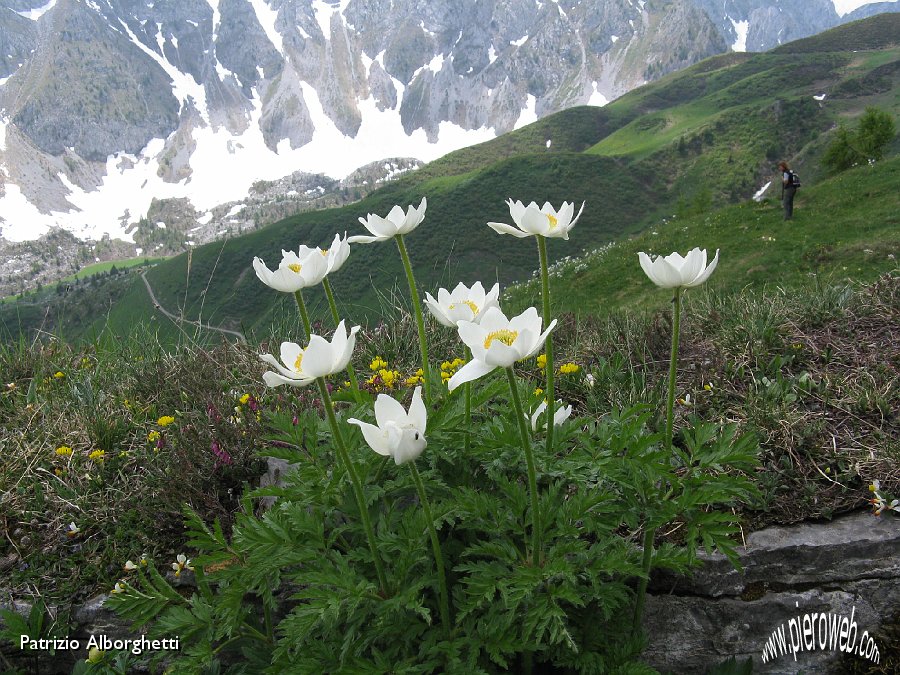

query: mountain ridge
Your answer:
[0,0,897,258]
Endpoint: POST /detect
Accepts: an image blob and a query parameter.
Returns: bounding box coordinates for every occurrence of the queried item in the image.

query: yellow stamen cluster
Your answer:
[288,263,302,273]
[449,300,479,316]
[157,415,175,427]
[440,358,466,383]
[559,362,580,374]
[293,351,304,372]
[483,329,518,350]
[547,214,558,229]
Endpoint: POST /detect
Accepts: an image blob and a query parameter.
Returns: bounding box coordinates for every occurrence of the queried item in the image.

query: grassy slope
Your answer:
[505,155,900,315]
[1,16,897,343]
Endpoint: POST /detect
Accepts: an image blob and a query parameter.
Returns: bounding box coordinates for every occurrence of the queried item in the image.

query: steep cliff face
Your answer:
[0,0,894,249]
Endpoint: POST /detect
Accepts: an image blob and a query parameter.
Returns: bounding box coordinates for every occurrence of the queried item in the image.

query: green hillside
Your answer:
[1,14,898,343]
[505,154,900,315]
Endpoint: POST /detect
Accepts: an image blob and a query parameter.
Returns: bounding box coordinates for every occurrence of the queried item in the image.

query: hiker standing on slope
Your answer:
[778,160,798,221]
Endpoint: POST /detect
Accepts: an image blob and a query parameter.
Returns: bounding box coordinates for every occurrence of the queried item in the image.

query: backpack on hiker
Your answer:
[788,171,801,188]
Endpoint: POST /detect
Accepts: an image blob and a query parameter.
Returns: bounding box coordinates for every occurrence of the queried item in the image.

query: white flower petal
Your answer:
[347,419,392,456]
[448,358,496,391]
[487,221,533,237]
[374,393,410,428]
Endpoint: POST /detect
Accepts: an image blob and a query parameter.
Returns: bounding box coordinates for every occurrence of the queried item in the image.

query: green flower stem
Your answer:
[536,236,556,455]
[632,525,656,631]
[505,367,542,565]
[317,378,389,595]
[408,461,451,633]
[665,288,683,452]
[464,346,472,453]
[633,287,682,631]
[322,277,361,398]
[292,290,312,341]
[395,234,432,403]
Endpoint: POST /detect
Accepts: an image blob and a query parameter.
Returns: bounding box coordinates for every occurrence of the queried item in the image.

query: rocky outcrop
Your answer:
[643,511,900,673]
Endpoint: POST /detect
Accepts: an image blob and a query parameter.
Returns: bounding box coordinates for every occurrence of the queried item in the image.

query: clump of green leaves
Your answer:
[823,106,896,174]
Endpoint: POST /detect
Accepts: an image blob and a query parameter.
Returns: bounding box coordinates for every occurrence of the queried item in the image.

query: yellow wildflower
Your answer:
[55,445,73,456]
[559,362,580,374]
[239,393,251,405]
[88,449,105,463]
[534,387,544,397]
[536,354,547,369]
[147,430,160,442]
[157,415,175,427]
[370,356,388,371]
[53,371,65,379]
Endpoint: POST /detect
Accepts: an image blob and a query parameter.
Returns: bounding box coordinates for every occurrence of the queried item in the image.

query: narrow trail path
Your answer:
[140,271,246,343]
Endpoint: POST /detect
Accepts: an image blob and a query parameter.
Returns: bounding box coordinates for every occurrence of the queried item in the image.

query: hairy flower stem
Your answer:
[464,346,472,453]
[409,462,451,633]
[536,236,555,455]
[292,290,312,341]
[633,287,682,631]
[506,367,542,565]
[665,288,682,451]
[395,234,432,403]
[322,277,362,399]
[317,378,389,595]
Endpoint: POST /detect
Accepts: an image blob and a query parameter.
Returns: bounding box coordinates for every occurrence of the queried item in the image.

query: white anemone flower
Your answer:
[348,197,427,244]
[348,387,427,465]
[448,306,557,391]
[253,247,329,292]
[487,199,585,240]
[637,247,720,288]
[298,232,351,275]
[324,232,351,274]
[424,281,501,327]
[529,399,573,432]
[260,320,360,388]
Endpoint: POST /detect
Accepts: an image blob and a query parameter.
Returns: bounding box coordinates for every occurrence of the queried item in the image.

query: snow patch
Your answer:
[248,0,283,53]
[588,82,609,106]
[831,0,894,17]
[610,35,619,43]
[488,44,498,64]
[514,95,538,130]
[425,53,444,75]
[16,0,57,20]
[510,35,528,47]
[312,0,351,39]
[730,19,749,52]
[206,0,221,39]
[753,181,772,201]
